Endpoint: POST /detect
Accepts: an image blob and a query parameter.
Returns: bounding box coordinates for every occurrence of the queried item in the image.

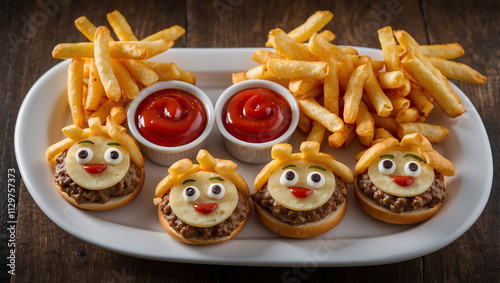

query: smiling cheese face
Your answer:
[65,136,130,190]
[169,171,239,228]
[267,160,336,211]
[367,148,434,197]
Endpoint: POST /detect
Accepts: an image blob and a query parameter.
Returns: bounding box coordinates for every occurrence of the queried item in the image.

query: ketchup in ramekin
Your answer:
[135,89,207,147]
[222,88,292,143]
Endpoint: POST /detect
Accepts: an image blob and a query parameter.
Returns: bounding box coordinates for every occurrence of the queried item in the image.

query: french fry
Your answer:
[120,59,158,86]
[317,30,335,42]
[343,64,369,124]
[267,59,328,80]
[397,122,449,143]
[338,58,354,90]
[61,124,84,139]
[251,49,284,64]
[268,29,315,61]
[378,26,400,72]
[52,42,148,59]
[297,97,344,132]
[386,92,410,114]
[395,107,420,123]
[142,25,186,42]
[293,84,323,99]
[107,10,138,41]
[328,124,355,148]
[94,26,121,102]
[298,111,312,134]
[356,101,375,147]
[86,61,105,111]
[307,120,327,144]
[427,56,487,85]
[110,59,139,99]
[110,106,127,125]
[288,78,322,95]
[338,46,359,56]
[90,99,120,124]
[67,58,85,128]
[142,61,180,81]
[309,33,346,61]
[179,69,196,85]
[378,70,404,89]
[374,127,394,140]
[372,113,398,135]
[363,62,393,117]
[323,59,340,115]
[232,72,247,84]
[420,43,464,59]
[74,16,99,42]
[287,10,333,43]
[401,52,466,117]
[406,87,434,117]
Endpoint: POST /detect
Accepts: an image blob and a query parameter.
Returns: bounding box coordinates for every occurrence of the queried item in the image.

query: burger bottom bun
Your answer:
[253,200,347,239]
[158,199,250,245]
[55,168,145,211]
[353,177,443,224]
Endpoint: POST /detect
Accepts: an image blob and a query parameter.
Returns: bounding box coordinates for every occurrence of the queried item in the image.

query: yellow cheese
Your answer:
[367,148,434,197]
[66,136,130,190]
[169,171,238,228]
[267,160,335,211]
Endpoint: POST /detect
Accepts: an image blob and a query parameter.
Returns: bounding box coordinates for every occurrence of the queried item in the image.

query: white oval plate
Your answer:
[14,47,493,266]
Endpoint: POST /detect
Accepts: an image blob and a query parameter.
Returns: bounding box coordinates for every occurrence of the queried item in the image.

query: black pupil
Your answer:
[185,187,195,196]
[212,185,221,194]
[78,150,88,159]
[285,171,295,180]
[110,151,119,159]
[409,162,419,171]
[311,173,321,182]
[383,160,393,169]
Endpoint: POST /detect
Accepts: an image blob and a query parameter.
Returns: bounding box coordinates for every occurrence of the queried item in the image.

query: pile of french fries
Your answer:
[52,10,195,128]
[233,11,487,148]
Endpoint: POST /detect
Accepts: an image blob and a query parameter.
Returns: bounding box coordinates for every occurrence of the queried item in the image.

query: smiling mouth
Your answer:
[390,175,414,186]
[83,164,107,173]
[193,203,218,214]
[289,187,313,198]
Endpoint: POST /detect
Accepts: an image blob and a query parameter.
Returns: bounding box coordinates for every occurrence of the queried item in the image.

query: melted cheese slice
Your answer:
[169,171,239,228]
[66,136,130,190]
[367,148,434,197]
[267,160,335,211]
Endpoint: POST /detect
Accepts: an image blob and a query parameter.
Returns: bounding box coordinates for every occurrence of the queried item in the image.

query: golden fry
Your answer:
[395,107,420,123]
[288,78,322,95]
[251,49,284,64]
[52,42,148,59]
[120,59,158,86]
[110,59,139,99]
[268,29,315,61]
[378,26,400,72]
[298,111,312,134]
[86,61,105,111]
[142,61,180,81]
[266,59,328,80]
[287,11,333,43]
[94,26,121,102]
[343,64,369,124]
[397,122,449,143]
[356,101,375,147]
[378,71,404,89]
[363,62,393,117]
[179,69,196,85]
[142,25,186,42]
[328,124,355,148]
[406,87,434,117]
[297,97,344,132]
[323,59,340,115]
[232,72,247,84]
[107,10,138,41]
[428,56,487,85]
[67,58,86,128]
[110,106,127,125]
[420,43,464,59]
[307,120,327,144]
[317,30,335,42]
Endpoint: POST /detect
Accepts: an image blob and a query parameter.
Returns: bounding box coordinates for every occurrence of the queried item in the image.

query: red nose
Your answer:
[193,203,218,214]
[83,164,107,174]
[391,175,414,186]
[289,187,314,198]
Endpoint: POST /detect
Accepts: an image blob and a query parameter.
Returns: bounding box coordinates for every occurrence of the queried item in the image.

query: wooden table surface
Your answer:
[2,0,498,282]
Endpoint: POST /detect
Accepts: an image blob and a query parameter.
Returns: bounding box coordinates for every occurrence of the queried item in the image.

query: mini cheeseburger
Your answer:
[153,149,250,245]
[251,141,354,238]
[46,116,145,210]
[354,133,455,224]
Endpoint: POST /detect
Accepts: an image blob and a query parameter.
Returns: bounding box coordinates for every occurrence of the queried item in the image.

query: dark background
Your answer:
[1,0,498,282]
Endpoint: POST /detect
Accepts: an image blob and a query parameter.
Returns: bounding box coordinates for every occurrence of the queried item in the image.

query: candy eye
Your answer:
[76,148,93,164]
[280,169,299,186]
[306,172,325,188]
[378,159,396,174]
[104,147,123,165]
[183,186,200,202]
[404,161,421,177]
[207,183,225,199]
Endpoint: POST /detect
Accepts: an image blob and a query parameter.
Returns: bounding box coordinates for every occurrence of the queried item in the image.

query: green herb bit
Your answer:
[380,154,394,159]
[282,164,296,170]
[309,165,326,171]
[209,176,224,182]
[182,179,196,184]
[403,153,426,163]
[107,142,121,146]
[78,140,94,145]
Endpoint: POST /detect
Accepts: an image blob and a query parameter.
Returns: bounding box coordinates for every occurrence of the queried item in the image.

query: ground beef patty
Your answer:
[356,171,446,213]
[159,192,249,241]
[55,149,142,204]
[251,175,347,225]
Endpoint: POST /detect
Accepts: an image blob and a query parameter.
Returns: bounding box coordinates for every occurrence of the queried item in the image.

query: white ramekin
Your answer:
[127,80,214,166]
[215,80,299,164]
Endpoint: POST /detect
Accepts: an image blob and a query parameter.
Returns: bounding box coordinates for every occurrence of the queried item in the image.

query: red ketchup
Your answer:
[135,89,207,147]
[222,88,292,143]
